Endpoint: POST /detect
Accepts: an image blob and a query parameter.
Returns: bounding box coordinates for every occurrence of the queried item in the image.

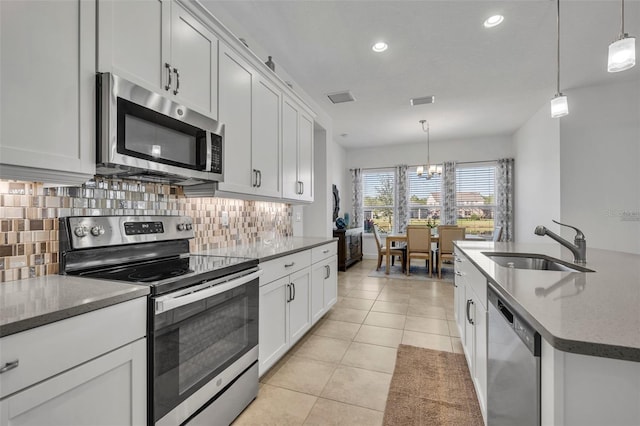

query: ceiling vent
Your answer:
[410,95,435,106]
[327,90,356,104]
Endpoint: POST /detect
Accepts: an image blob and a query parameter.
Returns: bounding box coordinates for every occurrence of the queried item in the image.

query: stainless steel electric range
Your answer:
[59,215,261,426]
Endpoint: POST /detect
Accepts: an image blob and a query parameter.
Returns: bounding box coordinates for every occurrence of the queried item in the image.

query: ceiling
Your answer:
[201,1,640,149]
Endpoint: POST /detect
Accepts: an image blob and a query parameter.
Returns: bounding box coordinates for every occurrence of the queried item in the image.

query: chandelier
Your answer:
[416,120,442,179]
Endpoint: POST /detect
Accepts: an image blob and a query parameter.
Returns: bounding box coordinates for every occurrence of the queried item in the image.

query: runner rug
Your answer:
[383,345,483,426]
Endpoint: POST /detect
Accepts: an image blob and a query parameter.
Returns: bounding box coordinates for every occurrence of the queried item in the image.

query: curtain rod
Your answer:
[350,159,507,171]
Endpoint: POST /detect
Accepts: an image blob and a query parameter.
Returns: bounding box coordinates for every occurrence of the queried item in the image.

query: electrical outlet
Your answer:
[221,211,229,226]
[295,212,302,222]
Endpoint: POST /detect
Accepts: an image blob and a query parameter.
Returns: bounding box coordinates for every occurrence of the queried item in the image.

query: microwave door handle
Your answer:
[155,270,263,314]
[205,132,212,172]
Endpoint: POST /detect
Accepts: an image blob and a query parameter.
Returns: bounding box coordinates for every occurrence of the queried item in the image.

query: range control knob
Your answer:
[91,226,105,237]
[74,226,88,238]
[177,224,186,231]
[186,223,193,231]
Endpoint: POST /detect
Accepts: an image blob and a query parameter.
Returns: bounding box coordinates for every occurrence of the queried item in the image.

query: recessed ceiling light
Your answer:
[372,42,388,53]
[483,15,504,28]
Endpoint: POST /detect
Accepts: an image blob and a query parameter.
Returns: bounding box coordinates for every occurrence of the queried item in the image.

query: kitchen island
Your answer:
[454,241,640,426]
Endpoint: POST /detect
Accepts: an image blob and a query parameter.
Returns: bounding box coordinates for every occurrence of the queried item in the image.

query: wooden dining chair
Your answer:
[437,226,465,278]
[405,225,431,276]
[372,225,405,272]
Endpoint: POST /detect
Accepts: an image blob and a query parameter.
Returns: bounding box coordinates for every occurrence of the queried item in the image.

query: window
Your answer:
[408,169,442,227]
[456,163,497,237]
[363,169,395,233]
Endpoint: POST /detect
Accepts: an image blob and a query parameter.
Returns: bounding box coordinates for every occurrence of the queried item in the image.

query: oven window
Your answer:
[152,280,258,421]
[117,97,208,171]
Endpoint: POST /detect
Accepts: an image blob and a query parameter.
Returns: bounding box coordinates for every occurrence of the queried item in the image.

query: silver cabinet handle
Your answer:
[165,63,172,91]
[291,282,296,301]
[455,257,462,263]
[284,262,295,268]
[455,271,463,276]
[0,360,19,374]
[466,299,475,325]
[300,181,304,195]
[173,67,180,95]
[252,169,259,187]
[322,249,329,254]
[257,170,262,188]
[325,264,330,279]
[286,283,291,303]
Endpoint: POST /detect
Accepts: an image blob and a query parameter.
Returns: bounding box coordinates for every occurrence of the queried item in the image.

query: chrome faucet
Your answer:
[534,220,587,264]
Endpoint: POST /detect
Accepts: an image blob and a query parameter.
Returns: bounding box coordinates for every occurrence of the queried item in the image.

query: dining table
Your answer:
[385,233,439,275]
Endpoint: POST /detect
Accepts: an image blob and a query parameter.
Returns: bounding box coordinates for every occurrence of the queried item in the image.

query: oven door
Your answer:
[151,268,261,425]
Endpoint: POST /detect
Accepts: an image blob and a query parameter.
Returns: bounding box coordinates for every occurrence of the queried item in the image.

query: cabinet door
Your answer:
[0,0,95,181]
[281,97,299,200]
[258,277,289,377]
[297,111,314,201]
[323,256,338,310]
[474,303,488,420]
[0,339,146,426]
[170,1,218,118]
[288,268,311,345]
[252,76,281,198]
[97,0,170,95]
[311,261,327,324]
[217,45,254,194]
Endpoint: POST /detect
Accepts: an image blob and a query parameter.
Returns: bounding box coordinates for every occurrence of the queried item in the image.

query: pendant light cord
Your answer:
[621,0,625,37]
[556,0,561,94]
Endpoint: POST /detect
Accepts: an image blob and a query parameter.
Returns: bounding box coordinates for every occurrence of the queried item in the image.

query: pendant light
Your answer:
[608,0,636,72]
[551,0,568,118]
[416,120,442,180]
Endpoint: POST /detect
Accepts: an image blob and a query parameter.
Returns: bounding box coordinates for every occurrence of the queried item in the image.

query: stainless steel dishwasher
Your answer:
[487,288,541,426]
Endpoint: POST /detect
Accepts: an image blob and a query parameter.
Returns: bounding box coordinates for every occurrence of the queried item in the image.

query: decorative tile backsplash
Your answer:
[0,179,292,283]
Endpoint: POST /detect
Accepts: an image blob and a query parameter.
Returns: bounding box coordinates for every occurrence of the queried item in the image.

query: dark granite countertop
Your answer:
[455,241,640,362]
[196,237,338,262]
[0,276,149,337]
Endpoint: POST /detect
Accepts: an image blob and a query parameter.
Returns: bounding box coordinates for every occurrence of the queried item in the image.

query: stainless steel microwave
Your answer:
[96,73,224,185]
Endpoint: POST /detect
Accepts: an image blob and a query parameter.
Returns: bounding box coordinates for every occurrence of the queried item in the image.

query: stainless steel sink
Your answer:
[482,252,594,272]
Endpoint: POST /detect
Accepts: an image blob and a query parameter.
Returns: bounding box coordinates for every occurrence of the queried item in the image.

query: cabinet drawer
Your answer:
[260,250,311,286]
[455,250,487,309]
[0,297,146,399]
[311,242,337,264]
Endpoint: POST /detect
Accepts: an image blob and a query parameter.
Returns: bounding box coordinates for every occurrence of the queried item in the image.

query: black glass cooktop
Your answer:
[75,254,258,296]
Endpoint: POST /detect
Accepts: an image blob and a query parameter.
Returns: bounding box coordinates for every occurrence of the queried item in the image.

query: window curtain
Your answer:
[442,161,457,225]
[496,158,514,241]
[394,165,408,233]
[350,168,362,228]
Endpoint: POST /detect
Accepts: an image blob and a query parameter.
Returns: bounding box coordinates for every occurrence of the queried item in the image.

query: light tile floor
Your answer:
[232,259,461,426]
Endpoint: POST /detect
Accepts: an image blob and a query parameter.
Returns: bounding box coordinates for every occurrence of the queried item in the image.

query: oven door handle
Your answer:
[155,269,262,314]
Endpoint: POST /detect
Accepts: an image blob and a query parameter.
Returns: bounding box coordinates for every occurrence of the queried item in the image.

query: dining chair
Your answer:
[437,226,466,278]
[493,225,504,242]
[405,225,432,276]
[372,225,405,272]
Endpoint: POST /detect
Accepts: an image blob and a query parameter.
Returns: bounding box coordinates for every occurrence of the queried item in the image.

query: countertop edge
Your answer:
[257,238,338,263]
[455,242,640,363]
[0,287,149,338]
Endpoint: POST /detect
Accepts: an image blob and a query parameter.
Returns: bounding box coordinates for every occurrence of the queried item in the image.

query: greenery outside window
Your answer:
[456,163,497,237]
[363,169,395,233]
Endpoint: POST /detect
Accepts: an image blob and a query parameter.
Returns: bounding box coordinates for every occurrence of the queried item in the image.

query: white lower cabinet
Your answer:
[0,297,147,426]
[454,248,488,424]
[258,251,312,376]
[310,243,338,323]
[258,243,337,377]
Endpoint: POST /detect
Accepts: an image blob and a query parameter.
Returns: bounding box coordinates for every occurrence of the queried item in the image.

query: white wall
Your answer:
[559,77,640,254]
[513,104,562,243]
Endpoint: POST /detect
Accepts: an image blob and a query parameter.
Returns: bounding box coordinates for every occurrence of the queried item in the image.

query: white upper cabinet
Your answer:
[0,0,96,184]
[282,95,314,202]
[97,0,218,119]
[217,45,281,199]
